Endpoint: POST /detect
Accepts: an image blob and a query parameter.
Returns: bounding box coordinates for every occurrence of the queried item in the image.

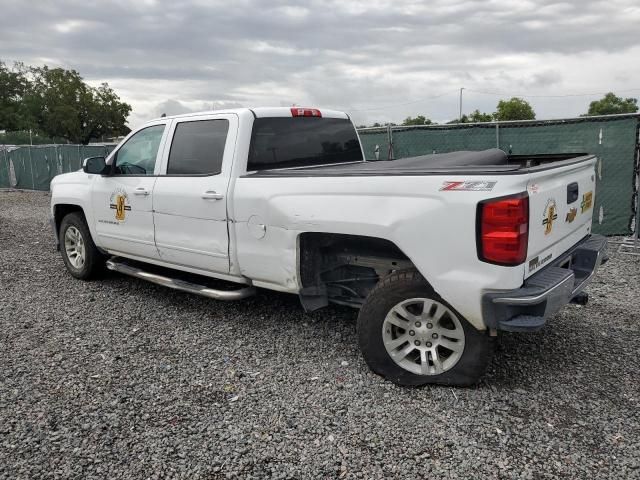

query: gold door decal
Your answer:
[115,195,126,221]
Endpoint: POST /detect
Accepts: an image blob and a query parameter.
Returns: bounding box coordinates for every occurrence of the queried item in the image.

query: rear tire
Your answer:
[357,269,494,387]
[59,212,105,280]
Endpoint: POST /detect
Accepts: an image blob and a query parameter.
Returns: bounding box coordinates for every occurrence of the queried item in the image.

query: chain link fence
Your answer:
[1,114,638,236]
[358,114,640,236]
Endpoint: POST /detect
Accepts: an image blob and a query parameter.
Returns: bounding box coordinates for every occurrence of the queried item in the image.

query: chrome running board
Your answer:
[106,258,255,301]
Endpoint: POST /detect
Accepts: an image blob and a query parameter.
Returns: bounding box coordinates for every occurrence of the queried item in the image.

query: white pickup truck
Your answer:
[50,107,607,386]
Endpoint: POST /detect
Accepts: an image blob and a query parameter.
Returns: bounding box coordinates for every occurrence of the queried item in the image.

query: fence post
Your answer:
[1,148,7,188]
[495,122,500,149]
[20,156,25,188]
[28,145,36,190]
[387,125,395,160]
[632,142,640,241]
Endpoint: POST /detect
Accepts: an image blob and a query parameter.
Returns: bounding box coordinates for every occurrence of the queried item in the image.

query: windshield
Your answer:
[248,117,363,171]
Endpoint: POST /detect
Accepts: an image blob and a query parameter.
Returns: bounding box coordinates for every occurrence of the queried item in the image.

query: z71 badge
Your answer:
[109,189,131,222]
[439,181,497,191]
[542,199,558,235]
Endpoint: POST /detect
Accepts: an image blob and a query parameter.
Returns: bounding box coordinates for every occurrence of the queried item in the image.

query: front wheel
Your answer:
[59,212,105,280]
[357,270,494,387]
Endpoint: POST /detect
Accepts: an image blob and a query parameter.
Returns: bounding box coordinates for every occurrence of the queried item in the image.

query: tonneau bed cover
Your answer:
[248,149,592,177]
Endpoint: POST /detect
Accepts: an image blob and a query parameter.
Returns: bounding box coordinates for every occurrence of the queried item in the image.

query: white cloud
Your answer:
[1,0,639,127]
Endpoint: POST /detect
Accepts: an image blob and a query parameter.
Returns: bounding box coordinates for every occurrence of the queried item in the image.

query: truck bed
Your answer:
[247,149,593,177]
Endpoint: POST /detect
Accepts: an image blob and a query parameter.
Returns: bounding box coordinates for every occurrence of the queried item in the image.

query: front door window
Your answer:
[113,125,165,175]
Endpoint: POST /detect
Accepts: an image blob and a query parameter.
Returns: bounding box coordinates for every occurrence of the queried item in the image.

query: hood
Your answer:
[51,170,86,187]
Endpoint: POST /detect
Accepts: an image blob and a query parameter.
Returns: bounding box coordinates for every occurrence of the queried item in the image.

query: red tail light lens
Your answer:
[477,193,529,265]
[290,107,322,117]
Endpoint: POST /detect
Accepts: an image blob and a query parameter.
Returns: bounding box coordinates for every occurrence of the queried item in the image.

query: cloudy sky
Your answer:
[2,0,640,127]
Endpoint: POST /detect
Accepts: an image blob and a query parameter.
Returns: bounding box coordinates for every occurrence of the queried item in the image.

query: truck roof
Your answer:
[149,107,349,123]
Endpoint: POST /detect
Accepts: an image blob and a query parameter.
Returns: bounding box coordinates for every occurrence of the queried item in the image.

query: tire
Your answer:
[357,269,494,387]
[59,212,106,280]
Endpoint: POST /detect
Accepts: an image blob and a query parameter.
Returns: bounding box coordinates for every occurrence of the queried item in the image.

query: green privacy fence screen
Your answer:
[0,144,116,191]
[2,115,638,236]
[358,114,640,236]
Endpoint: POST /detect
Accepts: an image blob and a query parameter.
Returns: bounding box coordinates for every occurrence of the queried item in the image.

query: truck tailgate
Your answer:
[525,157,597,278]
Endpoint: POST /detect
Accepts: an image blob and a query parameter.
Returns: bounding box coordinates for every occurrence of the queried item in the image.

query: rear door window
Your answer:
[167,119,229,175]
[248,117,363,171]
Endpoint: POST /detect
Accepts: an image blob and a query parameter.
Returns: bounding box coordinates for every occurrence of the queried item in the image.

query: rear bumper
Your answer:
[482,234,607,332]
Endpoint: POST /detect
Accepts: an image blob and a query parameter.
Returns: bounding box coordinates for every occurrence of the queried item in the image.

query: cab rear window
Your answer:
[248,117,363,171]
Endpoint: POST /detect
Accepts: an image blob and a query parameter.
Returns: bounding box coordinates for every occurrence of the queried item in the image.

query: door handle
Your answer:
[202,191,224,200]
[133,187,150,196]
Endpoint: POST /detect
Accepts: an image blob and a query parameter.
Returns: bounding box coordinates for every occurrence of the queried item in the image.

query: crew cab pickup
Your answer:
[50,107,607,386]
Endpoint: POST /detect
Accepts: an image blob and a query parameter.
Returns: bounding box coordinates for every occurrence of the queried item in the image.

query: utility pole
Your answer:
[459,87,464,122]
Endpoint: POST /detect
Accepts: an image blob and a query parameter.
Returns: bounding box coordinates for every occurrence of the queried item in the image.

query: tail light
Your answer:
[477,193,529,265]
[290,107,322,117]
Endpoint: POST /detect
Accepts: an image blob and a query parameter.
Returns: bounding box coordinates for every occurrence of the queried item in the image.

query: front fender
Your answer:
[50,173,98,246]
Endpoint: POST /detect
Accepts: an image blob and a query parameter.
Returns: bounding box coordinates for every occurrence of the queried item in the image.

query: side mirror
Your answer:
[82,156,109,175]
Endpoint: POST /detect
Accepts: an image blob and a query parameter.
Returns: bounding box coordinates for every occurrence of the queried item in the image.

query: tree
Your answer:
[0,61,131,144]
[368,122,397,128]
[585,92,638,116]
[402,115,433,126]
[91,82,133,141]
[0,62,34,131]
[494,97,535,121]
[447,109,493,124]
[27,66,131,144]
[446,115,468,124]
[468,109,493,122]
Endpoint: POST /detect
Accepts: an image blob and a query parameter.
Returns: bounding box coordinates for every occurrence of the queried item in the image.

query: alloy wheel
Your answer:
[382,298,465,375]
[64,226,86,270]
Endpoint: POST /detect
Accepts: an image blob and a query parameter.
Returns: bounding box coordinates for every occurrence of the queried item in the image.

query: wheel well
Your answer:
[53,204,85,236]
[298,232,415,311]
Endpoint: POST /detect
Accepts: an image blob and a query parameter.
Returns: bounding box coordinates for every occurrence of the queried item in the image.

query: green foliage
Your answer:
[0,130,64,145]
[447,110,494,124]
[0,61,131,144]
[0,62,34,131]
[468,109,494,122]
[494,97,535,121]
[402,115,433,126]
[446,116,466,124]
[585,92,638,116]
[29,66,131,144]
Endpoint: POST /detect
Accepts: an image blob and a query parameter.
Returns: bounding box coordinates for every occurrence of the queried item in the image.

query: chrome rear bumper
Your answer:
[483,235,608,332]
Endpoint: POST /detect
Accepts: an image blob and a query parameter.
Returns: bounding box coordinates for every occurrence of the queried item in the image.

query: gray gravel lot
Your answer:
[1,190,639,479]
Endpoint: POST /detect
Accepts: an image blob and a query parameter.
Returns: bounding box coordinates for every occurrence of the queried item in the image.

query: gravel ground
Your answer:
[1,189,639,479]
